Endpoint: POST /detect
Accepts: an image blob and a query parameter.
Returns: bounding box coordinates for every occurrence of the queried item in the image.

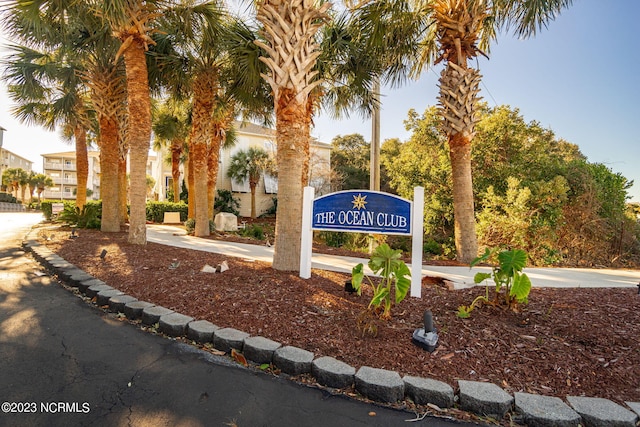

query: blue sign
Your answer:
[312,190,412,235]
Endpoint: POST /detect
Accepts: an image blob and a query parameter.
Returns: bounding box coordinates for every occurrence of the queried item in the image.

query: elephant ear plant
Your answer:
[351,244,411,336]
[457,248,532,318]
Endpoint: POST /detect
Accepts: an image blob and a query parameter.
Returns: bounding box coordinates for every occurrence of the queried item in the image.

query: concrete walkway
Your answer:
[148,224,640,290]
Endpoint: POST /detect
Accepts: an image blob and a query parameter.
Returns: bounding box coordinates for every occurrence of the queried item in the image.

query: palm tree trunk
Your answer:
[189,72,216,237]
[99,115,120,232]
[74,125,89,210]
[171,139,182,203]
[207,142,219,220]
[438,58,482,264]
[187,154,195,219]
[449,133,478,263]
[119,154,128,225]
[250,183,257,219]
[122,42,151,245]
[272,89,311,271]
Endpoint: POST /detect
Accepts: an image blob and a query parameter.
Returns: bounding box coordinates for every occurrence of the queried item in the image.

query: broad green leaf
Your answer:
[470,247,492,268]
[395,274,411,304]
[351,263,364,295]
[497,249,527,276]
[370,287,389,308]
[473,272,492,284]
[510,272,532,303]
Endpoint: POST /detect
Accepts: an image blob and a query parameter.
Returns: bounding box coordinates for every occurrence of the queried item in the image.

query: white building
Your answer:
[41,122,331,217]
[41,151,101,200]
[152,121,332,217]
[0,126,34,181]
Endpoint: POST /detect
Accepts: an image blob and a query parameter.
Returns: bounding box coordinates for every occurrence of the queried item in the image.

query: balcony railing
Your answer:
[52,177,78,185]
[43,190,74,199]
[44,162,76,171]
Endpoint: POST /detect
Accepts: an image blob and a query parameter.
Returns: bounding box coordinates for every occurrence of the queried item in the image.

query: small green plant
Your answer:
[457,247,532,318]
[351,243,411,320]
[241,224,264,240]
[58,202,101,229]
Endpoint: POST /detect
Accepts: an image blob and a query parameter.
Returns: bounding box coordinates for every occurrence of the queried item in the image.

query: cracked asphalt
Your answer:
[0,213,466,427]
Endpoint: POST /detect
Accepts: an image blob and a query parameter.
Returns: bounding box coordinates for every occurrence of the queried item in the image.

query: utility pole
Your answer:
[369,78,380,191]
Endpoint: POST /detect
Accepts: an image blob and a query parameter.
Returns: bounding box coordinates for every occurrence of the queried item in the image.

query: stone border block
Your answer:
[96,289,124,306]
[213,328,250,353]
[626,402,640,417]
[186,320,219,343]
[355,366,404,403]
[243,336,281,364]
[312,356,355,389]
[458,380,513,419]
[108,295,138,313]
[86,284,114,298]
[273,346,314,375]
[567,396,638,427]
[77,278,106,294]
[403,375,454,408]
[514,392,581,427]
[67,272,95,287]
[159,313,194,337]
[124,301,155,320]
[141,306,174,325]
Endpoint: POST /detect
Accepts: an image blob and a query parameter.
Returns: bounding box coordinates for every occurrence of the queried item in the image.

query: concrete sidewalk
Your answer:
[147,224,640,290]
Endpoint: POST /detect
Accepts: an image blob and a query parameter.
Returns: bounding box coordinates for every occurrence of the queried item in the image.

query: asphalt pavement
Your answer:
[0,212,467,426]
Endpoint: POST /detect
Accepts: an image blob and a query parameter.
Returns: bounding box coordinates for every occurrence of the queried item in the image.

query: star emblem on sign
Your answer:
[351,194,368,210]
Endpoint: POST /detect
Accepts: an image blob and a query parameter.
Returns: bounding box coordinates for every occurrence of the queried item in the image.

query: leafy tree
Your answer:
[352,0,573,263]
[226,147,275,219]
[330,134,370,190]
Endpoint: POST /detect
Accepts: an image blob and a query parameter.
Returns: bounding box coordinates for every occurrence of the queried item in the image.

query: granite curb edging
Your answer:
[22,235,640,426]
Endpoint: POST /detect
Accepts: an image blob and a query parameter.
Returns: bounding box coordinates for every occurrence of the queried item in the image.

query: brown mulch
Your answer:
[38,226,640,409]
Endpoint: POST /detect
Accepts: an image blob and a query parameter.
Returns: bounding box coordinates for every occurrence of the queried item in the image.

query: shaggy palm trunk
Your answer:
[99,116,121,232]
[272,91,310,271]
[449,133,477,262]
[74,125,89,210]
[118,154,129,225]
[171,140,182,203]
[187,155,195,219]
[438,61,481,263]
[189,73,216,237]
[122,42,151,245]
[207,142,219,220]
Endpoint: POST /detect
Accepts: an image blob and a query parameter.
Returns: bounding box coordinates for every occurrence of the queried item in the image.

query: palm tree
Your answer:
[351,0,572,263]
[227,146,275,219]
[152,98,190,203]
[2,43,93,210]
[97,0,158,244]
[2,168,27,199]
[254,0,331,271]
[29,172,54,202]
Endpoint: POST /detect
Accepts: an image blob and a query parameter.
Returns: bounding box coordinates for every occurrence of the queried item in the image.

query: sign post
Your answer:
[300,187,424,297]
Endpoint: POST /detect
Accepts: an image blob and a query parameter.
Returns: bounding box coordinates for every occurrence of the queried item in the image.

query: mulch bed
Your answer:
[38,226,640,412]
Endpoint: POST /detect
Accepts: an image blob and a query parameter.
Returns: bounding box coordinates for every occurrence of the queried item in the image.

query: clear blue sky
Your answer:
[1,0,639,201]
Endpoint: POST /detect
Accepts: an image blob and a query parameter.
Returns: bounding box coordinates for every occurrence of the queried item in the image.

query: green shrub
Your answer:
[146,201,188,223]
[317,231,349,248]
[241,224,265,240]
[0,192,17,203]
[423,238,442,255]
[214,190,240,216]
[57,200,102,229]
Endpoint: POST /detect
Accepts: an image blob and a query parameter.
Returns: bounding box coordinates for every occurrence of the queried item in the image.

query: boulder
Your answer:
[214,212,238,232]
